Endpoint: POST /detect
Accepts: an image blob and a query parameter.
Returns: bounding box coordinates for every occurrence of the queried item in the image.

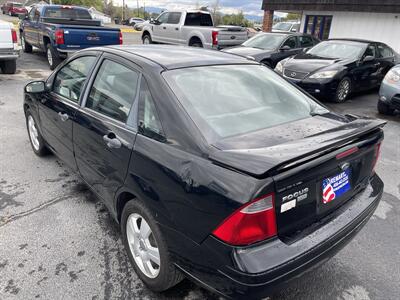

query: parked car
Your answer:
[378,65,400,115]
[128,17,145,27]
[275,39,399,102]
[1,1,27,16]
[19,4,122,69]
[142,10,248,49]
[272,21,300,33]
[24,45,385,299]
[134,20,148,31]
[223,32,319,68]
[0,19,19,74]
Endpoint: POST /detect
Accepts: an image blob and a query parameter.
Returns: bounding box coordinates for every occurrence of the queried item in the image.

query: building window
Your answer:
[304,15,332,40]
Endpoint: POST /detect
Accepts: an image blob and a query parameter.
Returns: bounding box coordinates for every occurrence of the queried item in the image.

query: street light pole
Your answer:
[122,0,125,21]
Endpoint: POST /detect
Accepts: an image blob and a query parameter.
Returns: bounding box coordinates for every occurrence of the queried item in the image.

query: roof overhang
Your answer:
[262,0,400,13]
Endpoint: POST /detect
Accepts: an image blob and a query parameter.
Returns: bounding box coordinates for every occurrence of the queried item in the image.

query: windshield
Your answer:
[44,7,92,19]
[307,41,366,59]
[273,22,293,31]
[163,65,328,141]
[243,33,286,50]
[13,3,22,7]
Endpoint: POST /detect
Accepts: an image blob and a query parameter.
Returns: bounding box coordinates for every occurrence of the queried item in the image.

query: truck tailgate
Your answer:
[59,27,120,51]
[0,24,13,50]
[216,26,248,48]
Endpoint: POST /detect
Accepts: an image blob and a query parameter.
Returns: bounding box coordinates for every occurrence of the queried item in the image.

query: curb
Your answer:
[120,28,138,33]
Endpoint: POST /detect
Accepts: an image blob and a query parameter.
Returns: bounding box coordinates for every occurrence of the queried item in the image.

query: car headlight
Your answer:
[384,69,400,84]
[309,70,338,79]
[275,61,284,73]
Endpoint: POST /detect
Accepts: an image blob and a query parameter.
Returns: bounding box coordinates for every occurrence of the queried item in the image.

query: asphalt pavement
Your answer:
[0,15,399,300]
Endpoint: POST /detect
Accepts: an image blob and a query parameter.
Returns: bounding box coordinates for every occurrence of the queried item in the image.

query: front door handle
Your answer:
[175,28,179,31]
[58,112,69,122]
[103,133,122,149]
[163,26,166,29]
[374,62,381,67]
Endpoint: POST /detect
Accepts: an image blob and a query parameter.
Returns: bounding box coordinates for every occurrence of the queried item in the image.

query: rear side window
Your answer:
[184,13,213,26]
[44,7,92,19]
[377,44,393,58]
[299,35,314,47]
[86,59,139,123]
[167,12,181,24]
[53,56,96,102]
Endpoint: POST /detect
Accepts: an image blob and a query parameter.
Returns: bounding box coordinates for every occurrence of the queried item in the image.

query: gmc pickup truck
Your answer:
[0,19,19,74]
[142,10,248,49]
[19,4,122,69]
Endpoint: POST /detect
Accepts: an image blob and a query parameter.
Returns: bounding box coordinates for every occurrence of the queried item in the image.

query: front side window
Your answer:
[86,59,139,123]
[364,44,376,58]
[163,65,327,142]
[167,12,181,24]
[53,56,96,102]
[299,35,314,48]
[156,12,169,24]
[282,36,297,49]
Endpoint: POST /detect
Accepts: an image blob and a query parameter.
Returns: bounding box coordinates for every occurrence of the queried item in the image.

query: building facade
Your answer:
[262,0,400,52]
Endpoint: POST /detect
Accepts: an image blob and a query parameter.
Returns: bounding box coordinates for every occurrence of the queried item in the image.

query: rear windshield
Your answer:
[163,65,327,142]
[184,13,213,26]
[43,7,92,19]
[273,22,293,31]
[243,33,286,50]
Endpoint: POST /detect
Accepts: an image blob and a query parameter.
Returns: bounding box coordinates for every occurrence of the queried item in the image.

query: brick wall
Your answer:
[262,10,274,32]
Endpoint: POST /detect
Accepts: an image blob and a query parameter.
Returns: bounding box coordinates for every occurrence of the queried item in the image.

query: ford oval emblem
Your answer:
[230,36,236,40]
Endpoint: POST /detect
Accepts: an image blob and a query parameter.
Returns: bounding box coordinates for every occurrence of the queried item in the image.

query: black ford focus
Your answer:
[23,45,385,299]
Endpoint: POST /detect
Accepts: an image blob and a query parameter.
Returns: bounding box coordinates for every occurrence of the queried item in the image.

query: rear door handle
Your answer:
[103,133,122,149]
[58,112,69,122]
[175,28,179,31]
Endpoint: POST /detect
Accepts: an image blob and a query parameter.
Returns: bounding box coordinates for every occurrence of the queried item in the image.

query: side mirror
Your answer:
[280,45,291,51]
[291,28,297,32]
[363,55,375,63]
[25,81,46,93]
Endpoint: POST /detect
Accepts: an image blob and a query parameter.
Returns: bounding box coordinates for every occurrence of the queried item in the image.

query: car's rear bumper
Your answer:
[0,49,20,60]
[174,174,383,299]
[286,78,339,100]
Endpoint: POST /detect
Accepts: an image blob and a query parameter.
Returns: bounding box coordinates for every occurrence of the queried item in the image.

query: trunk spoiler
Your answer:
[209,119,386,178]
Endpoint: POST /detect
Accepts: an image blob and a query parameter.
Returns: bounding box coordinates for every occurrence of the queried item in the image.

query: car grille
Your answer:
[283,68,309,80]
[392,94,400,110]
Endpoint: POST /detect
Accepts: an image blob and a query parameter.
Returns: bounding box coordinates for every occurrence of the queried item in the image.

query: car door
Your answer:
[163,12,182,44]
[39,54,98,170]
[355,43,381,90]
[73,54,139,207]
[272,36,300,64]
[152,12,169,43]
[298,34,315,52]
[24,8,39,45]
[376,43,396,81]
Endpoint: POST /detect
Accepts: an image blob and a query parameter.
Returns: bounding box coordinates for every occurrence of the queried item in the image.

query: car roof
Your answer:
[104,45,257,70]
[327,38,376,44]
[261,32,312,37]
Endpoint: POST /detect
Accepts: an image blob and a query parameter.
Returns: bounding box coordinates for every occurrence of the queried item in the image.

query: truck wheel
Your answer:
[21,34,33,53]
[377,100,395,115]
[25,109,49,156]
[46,44,62,70]
[121,199,183,292]
[1,60,17,74]
[190,41,203,48]
[142,34,152,45]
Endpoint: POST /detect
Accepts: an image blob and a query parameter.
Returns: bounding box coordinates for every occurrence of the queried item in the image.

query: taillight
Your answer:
[55,29,64,45]
[212,193,277,246]
[212,30,218,46]
[119,31,123,44]
[372,142,382,173]
[336,146,359,160]
[11,28,17,44]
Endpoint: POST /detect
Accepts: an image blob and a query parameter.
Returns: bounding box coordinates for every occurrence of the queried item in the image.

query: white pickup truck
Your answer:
[0,19,19,74]
[142,10,248,49]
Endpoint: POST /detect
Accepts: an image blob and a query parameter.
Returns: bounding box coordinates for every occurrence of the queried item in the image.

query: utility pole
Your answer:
[122,0,125,21]
[137,0,139,18]
[144,1,146,19]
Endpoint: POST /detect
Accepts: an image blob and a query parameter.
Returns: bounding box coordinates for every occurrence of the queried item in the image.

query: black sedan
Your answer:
[275,39,399,102]
[24,45,385,299]
[223,32,319,68]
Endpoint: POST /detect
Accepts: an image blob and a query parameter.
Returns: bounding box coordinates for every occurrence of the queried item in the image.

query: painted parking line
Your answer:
[120,28,138,33]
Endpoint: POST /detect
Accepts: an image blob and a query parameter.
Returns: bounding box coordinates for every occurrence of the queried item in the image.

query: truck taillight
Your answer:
[212,193,277,246]
[55,29,64,45]
[372,142,382,173]
[212,30,218,46]
[119,31,123,44]
[11,28,17,44]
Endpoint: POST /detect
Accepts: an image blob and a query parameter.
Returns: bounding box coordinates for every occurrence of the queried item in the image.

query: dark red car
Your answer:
[1,2,28,16]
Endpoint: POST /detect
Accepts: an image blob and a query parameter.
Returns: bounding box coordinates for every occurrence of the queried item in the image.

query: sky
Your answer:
[121,0,265,17]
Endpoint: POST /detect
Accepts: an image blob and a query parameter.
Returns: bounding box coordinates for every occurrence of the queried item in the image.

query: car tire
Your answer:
[142,34,152,45]
[46,44,62,70]
[190,41,203,48]
[1,60,17,74]
[377,100,395,115]
[121,199,184,292]
[21,34,33,53]
[25,109,49,156]
[333,77,352,103]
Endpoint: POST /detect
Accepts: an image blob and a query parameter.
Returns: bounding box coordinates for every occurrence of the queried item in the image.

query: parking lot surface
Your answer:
[1,18,400,300]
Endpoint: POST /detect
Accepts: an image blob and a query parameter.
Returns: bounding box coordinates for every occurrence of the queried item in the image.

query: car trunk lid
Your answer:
[210,116,385,239]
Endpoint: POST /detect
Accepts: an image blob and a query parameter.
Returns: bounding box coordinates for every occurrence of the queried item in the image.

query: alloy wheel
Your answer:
[21,36,25,51]
[143,37,150,44]
[28,115,40,151]
[337,79,350,102]
[47,48,53,67]
[126,213,160,279]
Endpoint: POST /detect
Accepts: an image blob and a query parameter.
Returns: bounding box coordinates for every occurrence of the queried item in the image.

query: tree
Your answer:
[284,13,301,21]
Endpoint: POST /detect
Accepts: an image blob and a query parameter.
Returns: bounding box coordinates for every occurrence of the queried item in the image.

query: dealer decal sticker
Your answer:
[322,169,351,204]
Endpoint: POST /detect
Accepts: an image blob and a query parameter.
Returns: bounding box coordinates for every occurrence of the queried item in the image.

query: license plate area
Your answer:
[317,168,352,215]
